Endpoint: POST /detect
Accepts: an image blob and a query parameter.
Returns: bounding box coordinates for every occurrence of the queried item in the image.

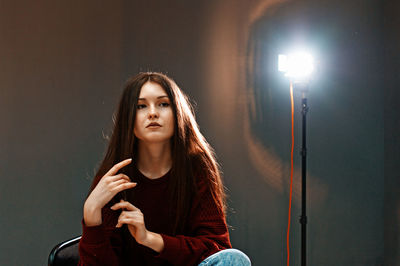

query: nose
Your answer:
[148,105,159,119]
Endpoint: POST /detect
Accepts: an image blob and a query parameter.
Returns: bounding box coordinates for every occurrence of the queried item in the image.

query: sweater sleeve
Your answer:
[78,206,123,266]
[155,177,232,265]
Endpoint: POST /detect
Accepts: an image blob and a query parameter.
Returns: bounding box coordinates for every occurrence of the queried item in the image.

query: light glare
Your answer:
[278,52,314,80]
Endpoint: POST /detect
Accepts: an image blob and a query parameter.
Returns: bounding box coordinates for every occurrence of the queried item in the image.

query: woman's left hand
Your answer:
[111,200,148,245]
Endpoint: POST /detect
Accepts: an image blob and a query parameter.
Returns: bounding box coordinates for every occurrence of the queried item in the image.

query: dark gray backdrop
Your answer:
[0,0,398,265]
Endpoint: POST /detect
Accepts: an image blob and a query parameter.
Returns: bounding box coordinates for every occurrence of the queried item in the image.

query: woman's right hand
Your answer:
[83,158,137,226]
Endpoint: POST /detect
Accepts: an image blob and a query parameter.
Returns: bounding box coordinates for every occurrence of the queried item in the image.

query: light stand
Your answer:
[299,85,309,266]
[279,52,314,266]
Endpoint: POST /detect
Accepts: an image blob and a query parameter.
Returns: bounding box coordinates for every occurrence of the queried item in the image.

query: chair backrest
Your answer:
[48,236,81,266]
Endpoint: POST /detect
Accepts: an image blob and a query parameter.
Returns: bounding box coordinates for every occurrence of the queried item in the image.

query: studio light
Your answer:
[278,52,314,82]
[279,50,315,266]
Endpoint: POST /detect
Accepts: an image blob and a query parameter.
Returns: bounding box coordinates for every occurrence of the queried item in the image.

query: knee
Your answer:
[215,249,251,266]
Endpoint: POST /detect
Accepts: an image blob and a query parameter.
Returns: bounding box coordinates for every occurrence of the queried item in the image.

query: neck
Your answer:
[136,140,172,179]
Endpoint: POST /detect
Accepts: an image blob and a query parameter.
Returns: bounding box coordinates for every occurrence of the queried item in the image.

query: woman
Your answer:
[78,72,251,265]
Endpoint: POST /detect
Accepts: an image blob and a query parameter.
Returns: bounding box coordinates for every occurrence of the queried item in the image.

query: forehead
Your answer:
[138,81,168,99]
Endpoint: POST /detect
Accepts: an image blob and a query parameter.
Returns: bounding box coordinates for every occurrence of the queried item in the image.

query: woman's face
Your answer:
[134,81,175,144]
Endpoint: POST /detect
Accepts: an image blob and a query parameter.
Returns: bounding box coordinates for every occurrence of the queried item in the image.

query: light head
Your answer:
[278,51,314,83]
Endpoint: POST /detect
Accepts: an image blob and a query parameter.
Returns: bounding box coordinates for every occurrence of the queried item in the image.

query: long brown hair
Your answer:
[89,72,226,234]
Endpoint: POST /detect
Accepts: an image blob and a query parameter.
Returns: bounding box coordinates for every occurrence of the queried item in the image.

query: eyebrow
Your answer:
[138,96,169,101]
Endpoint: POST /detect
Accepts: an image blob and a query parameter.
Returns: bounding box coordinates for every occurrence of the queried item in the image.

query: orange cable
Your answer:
[286,81,295,266]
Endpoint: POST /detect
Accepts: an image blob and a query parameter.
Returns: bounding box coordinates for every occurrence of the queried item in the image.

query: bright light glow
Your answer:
[278,52,314,80]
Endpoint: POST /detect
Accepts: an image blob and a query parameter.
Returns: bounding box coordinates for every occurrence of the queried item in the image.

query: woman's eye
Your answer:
[160,102,170,107]
[137,104,146,109]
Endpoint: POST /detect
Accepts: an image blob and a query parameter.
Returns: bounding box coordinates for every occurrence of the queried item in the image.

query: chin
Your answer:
[135,131,174,144]
[139,136,172,144]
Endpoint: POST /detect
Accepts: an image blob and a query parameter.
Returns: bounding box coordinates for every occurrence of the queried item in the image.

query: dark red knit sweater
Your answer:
[78,166,232,266]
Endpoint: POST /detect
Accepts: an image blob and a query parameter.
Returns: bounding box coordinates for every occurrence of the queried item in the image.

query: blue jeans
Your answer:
[198,249,251,266]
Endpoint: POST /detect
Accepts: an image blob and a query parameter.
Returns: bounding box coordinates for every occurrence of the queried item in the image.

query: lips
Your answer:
[146,122,161,128]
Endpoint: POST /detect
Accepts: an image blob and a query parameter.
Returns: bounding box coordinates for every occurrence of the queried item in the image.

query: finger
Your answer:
[118,210,142,220]
[116,218,141,228]
[111,201,139,212]
[105,158,132,176]
[110,182,137,195]
[109,174,131,183]
[111,201,140,212]
[111,178,134,188]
